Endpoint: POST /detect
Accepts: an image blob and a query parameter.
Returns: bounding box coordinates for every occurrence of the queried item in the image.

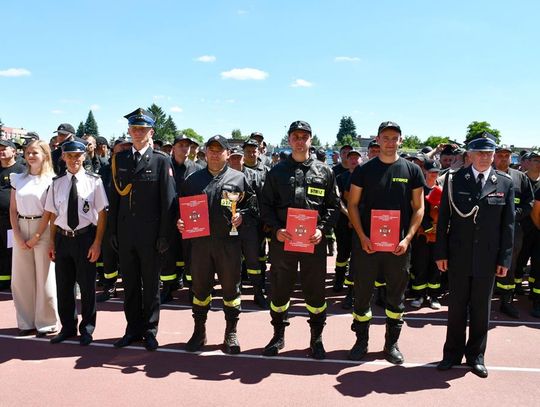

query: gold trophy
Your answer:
[224,191,244,236]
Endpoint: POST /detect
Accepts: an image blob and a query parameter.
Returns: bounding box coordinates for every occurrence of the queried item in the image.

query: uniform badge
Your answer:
[464,173,471,180]
[491,175,497,183]
[83,201,90,213]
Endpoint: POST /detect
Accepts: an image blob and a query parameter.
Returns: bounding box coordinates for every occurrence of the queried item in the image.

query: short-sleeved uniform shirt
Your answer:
[45,169,109,231]
[350,157,425,240]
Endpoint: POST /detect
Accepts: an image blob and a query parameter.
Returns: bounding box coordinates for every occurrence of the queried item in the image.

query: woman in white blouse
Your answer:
[9,140,58,336]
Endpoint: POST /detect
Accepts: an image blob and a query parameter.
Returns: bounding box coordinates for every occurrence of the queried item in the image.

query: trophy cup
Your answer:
[224,191,244,236]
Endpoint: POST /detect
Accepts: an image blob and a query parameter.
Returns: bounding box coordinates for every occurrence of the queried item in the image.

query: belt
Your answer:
[57,225,94,238]
[18,215,42,220]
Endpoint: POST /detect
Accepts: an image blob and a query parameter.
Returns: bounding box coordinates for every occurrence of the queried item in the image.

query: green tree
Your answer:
[312,134,322,146]
[465,121,501,144]
[84,111,99,136]
[147,104,168,141]
[280,134,289,147]
[338,134,360,148]
[231,129,245,140]
[401,135,422,150]
[423,135,449,148]
[161,115,177,143]
[180,128,204,145]
[76,121,85,138]
[336,116,357,145]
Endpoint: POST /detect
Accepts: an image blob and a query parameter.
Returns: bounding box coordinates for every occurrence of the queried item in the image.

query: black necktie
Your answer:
[476,173,484,194]
[134,151,141,166]
[67,175,79,231]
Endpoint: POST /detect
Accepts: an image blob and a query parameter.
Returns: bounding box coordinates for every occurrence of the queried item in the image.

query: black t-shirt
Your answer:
[350,157,425,239]
[0,162,26,212]
[535,187,540,201]
[332,163,348,177]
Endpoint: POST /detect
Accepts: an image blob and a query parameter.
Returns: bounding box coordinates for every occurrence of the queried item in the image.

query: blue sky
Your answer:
[2,0,539,148]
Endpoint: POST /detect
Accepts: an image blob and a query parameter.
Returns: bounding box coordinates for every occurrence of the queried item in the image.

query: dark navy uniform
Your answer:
[109,109,176,348]
[435,164,514,372]
[181,160,257,352]
[51,124,89,176]
[495,167,534,316]
[261,123,339,359]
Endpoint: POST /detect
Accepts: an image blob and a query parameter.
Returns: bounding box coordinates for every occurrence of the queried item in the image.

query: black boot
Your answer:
[333,266,346,292]
[160,283,174,304]
[186,311,207,352]
[375,286,387,307]
[500,292,519,318]
[254,287,269,309]
[383,319,404,365]
[349,321,369,361]
[310,325,326,360]
[342,286,354,310]
[262,311,288,357]
[96,284,117,303]
[327,238,335,256]
[531,300,540,318]
[223,319,240,354]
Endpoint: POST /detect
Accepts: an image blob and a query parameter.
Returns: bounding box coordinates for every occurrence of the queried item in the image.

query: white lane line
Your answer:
[1,333,539,373]
[2,291,540,326]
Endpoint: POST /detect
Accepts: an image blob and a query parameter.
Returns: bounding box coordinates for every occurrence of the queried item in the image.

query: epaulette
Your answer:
[495,170,512,179]
[52,173,67,181]
[154,150,169,157]
[86,171,100,178]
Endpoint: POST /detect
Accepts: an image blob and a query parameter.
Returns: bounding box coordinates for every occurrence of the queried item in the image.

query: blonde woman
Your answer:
[9,140,58,336]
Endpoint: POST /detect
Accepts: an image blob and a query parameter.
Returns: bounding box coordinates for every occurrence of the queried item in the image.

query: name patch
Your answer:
[392,178,408,183]
[221,198,232,207]
[307,187,325,197]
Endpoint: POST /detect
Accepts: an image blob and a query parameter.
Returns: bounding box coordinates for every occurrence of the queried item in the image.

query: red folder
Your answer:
[179,194,210,239]
[284,208,318,253]
[370,209,400,252]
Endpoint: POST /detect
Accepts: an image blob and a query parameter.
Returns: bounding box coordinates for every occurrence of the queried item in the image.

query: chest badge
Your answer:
[83,201,90,213]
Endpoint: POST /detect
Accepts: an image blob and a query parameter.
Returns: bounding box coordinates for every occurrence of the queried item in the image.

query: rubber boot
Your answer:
[310,325,326,360]
[262,311,289,356]
[223,319,240,354]
[342,286,354,310]
[500,292,519,318]
[383,318,404,365]
[96,284,117,303]
[186,306,208,352]
[254,287,269,309]
[160,283,174,304]
[349,321,369,361]
[333,266,346,292]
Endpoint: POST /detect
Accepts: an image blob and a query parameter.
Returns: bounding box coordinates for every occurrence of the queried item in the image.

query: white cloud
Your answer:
[221,68,268,80]
[225,99,235,104]
[170,106,183,113]
[291,79,313,88]
[334,56,361,62]
[196,55,216,63]
[0,68,31,77]
[237,9,248,15]
[153,95,171,101]
[51,109,64,115]
[90,104,100,111]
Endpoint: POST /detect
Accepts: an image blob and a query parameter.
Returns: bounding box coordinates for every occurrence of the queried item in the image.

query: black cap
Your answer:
[206,135,230,150]
[113,137,131,147]
[271,151,279,157]
[347,149,361,157]
[377,121,401,135]
[368,139,380,149]
[287,120,312,135]
[413,153,426,162]
[54,123,76,135]
[420,146,433,154]
[424,159,442,172]
[26,131,40,141]
[243,138,259,148]
[250,132,264,140]
[528,151,539,159]
[496,144,512,153]
[95,136,108,147]
[339,144,353,151]
[0,139,16,149]
[440,144,457,156]
[315,148,326,161]
[173,134,193,145]
[230,146,244,156]
[153,139,163,147]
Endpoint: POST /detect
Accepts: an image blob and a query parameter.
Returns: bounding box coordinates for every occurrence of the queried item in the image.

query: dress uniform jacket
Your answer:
[435,166,515,276]
[108,146,176,336]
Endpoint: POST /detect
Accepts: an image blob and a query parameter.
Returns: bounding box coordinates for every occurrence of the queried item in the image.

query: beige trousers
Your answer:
[11,218,58,332]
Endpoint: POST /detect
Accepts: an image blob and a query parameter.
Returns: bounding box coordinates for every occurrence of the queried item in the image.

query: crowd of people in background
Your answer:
[1,111,539,380]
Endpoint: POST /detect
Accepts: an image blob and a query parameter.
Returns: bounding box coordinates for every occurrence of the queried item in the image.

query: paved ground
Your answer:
[1,256,539,407]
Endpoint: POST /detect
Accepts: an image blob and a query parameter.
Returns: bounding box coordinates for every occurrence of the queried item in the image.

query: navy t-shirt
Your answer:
[350,157,425,239]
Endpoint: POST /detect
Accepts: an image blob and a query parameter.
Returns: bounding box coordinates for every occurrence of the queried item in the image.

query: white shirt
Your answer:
[132,145,150,157]
[471,167,491,189]
[10,172,53,216]
[44,168,109,231]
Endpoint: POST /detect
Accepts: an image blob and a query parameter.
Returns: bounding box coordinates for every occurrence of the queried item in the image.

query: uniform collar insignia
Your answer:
[464,173,471,180]
[491,174,497,183]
